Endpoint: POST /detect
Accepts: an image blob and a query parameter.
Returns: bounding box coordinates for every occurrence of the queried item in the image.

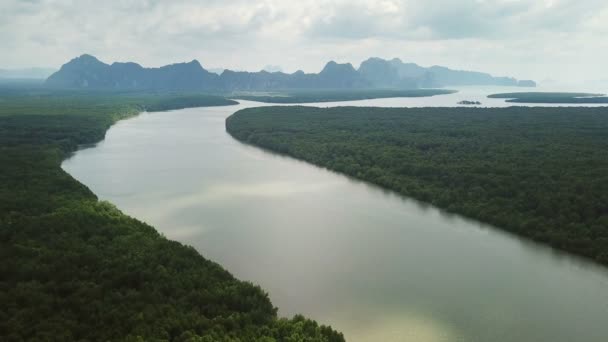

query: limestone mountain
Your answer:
[358,57,536,88]
[46,54,536,91]
[46,54,220,90]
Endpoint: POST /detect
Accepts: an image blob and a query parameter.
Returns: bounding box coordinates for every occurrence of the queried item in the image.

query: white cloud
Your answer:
[0,0,606,83]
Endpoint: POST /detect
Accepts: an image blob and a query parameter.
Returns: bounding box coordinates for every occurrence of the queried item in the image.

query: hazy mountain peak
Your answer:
[161,59,204,70]
[61,54,108,71]
[110,61,143,69]
[78,53,97,60]
[73,54,105,65]
[320,61,356,74]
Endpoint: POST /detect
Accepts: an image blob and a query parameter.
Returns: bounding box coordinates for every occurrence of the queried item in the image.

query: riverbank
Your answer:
[232,88,456,103]
[0,90,344,341]
[63,100,608,342]
[226,105,608,267]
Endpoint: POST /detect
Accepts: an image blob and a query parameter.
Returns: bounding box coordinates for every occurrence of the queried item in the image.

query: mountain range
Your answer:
[45,54,536,91]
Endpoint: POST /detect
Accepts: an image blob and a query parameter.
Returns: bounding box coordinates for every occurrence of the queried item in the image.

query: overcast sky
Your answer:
[1,0,607,83]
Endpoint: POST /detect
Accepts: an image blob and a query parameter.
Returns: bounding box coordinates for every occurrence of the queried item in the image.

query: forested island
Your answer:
[233,89,456,103]
[0,88,344,341]
[458,100,481,105]
[226,106,608,266]
[488,92,608,103]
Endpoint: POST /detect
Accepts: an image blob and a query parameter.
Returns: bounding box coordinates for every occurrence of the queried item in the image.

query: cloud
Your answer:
[305,0,605,40]
[0,0,606,83]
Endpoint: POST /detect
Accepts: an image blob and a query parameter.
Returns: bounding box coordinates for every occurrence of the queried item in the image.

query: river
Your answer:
[62,86,608,342]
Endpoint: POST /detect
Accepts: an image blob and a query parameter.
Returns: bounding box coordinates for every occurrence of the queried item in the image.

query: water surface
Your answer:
[63,87,608,342]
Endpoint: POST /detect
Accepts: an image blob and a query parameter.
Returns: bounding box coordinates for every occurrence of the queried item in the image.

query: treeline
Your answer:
[0,89,344,341]
[488,92,608,103]
[226,106,608,266]
[233,89,455,104]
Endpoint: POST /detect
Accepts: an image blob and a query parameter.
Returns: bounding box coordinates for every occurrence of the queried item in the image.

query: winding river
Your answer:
[63,87,608,342]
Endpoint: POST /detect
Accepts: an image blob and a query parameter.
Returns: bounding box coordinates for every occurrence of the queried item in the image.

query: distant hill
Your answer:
[359,57,536,88]
[358,58,425,88]
[46,55,220,90]
[0,67,56,79]
[46,54,535,91]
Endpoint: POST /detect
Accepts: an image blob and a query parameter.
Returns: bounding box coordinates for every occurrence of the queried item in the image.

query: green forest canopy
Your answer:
[488,92,608,103]
[227,106,608,266]
[232,88,456,103]
[0,88,344,342]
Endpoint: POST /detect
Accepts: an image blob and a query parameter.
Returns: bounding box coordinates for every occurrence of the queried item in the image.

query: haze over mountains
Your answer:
[46,54,536,91]
[0,68,56,79]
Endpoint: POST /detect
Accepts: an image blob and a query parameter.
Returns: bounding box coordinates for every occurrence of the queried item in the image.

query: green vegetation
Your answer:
[0,89,344,341]
[488,92,608,103]
[227,106,608,266]
[232,88,456,103]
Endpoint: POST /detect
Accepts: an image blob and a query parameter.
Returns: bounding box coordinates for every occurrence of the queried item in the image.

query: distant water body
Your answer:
[63,87,608,342]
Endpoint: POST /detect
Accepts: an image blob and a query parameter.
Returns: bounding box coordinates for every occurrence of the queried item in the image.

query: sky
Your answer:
[1,0,607,84]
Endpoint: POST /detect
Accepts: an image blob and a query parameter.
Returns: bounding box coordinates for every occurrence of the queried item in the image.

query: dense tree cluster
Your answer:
[488,92,608,103]
[227,106,608,265]
[0,88,344,342]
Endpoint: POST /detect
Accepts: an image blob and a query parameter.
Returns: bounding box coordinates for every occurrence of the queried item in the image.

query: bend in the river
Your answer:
[63,87,608,342]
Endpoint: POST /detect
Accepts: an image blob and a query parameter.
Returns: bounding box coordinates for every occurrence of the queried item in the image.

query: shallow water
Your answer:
[63,87,608,341]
